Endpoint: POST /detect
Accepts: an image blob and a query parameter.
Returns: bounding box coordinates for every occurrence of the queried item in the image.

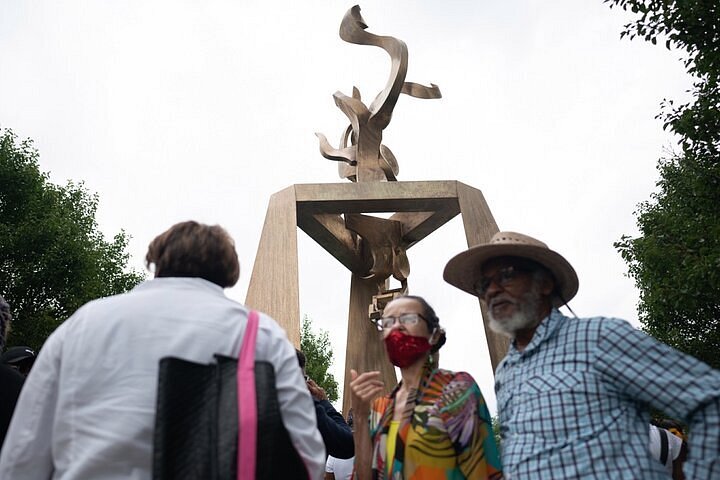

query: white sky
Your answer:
[0,1,691,413]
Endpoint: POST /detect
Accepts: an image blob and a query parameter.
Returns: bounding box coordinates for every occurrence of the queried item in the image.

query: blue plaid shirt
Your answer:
[495,309,720,479]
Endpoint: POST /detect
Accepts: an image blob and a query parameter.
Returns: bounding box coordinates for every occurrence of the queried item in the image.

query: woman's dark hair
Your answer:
[295,349,306,370]
[146,221,240,288]
[0,295,11,351]
[401,295,447,353]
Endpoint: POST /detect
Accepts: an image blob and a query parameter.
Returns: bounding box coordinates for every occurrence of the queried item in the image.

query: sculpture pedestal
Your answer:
[245,180,508,411]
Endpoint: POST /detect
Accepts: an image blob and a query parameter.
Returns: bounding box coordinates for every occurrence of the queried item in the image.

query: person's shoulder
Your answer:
[563,314,633,335]
[254,310,295,343]
[433,368,477,384]
[430,369,481,396]
[0,364,23,389]
[67,284,149,317]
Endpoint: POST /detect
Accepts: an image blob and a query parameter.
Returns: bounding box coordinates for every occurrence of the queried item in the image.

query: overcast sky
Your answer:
[1,0,691,412]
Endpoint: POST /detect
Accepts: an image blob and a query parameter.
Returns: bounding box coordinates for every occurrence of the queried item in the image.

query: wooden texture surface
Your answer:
[456,182,509,371]
[342,274,398,415]
[245,186,301,346]
[245,180,507,411]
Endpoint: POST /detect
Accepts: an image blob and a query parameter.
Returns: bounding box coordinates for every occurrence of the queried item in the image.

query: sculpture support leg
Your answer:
[456,183,509,371]
[245,186,301,346]
[342,274,398,415]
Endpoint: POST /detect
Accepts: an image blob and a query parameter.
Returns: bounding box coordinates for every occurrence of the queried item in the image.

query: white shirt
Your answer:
[648,424,683,474]
[325,455,354,480]
[0,277,325,479]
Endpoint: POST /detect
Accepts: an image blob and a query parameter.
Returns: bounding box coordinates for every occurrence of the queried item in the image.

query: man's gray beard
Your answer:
[487,283,544,338]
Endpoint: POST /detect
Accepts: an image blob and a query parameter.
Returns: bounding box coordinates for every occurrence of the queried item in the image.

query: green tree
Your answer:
[0,128,145,351]
[607,1,720,368]
[300,315,340,402]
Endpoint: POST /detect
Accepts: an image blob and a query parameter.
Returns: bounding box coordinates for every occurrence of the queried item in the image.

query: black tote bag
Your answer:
[152,316,307,479]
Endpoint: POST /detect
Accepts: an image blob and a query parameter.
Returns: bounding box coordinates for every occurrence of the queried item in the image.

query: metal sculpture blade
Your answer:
[316,5,441,183]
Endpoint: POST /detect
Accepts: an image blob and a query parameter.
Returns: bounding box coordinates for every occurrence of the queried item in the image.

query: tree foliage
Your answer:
[0,128,145,351]
[300,315,340,403]
[607,1,720,368]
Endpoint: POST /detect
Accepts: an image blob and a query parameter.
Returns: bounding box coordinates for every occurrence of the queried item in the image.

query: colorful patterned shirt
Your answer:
[496,309,720,479]
[366,365,503,479]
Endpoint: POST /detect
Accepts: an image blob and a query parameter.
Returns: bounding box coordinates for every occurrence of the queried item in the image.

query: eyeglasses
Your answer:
[474,266,530,298]
[375,313,426,331]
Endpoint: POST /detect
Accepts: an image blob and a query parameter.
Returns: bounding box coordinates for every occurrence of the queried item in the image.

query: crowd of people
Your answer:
[0,220,718,479]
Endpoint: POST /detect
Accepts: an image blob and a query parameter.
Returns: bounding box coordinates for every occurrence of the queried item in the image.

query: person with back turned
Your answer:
[0,221,325,479]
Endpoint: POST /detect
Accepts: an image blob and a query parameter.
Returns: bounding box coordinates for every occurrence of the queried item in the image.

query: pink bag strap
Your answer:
[237,310,259,479]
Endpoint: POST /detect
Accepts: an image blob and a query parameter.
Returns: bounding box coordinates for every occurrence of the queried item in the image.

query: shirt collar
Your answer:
[133,277,226,296]
[506,308,567,358]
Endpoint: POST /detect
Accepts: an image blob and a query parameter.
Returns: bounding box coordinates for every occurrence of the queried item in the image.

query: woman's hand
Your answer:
[306,379,327,401]
[349,369,384,416]
[349,369,383,480]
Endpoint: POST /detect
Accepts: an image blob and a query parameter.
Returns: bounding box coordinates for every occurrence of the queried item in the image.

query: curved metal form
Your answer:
[315,5,442,183]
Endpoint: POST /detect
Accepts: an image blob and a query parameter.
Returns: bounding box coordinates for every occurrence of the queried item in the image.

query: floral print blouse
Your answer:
[364,364,503,479]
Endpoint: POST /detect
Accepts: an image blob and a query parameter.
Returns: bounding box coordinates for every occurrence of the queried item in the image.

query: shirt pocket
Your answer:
[522,370,588,395]
[513,371,600,437]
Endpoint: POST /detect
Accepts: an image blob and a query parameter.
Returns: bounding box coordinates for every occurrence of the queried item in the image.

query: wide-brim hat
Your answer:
[443,231,578,307]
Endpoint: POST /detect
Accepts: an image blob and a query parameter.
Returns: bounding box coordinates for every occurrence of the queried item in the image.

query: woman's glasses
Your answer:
[375,313,426,331]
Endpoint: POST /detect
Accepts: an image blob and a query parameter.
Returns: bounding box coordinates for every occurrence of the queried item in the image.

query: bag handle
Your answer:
[237,310,259,479]
[659,427,669,465]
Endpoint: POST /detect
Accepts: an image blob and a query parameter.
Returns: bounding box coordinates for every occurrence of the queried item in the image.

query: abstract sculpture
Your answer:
[315,5,441,183]
[245,5,507,414]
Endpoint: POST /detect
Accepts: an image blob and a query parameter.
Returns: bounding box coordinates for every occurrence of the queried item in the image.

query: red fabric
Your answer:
[384,330,431,368]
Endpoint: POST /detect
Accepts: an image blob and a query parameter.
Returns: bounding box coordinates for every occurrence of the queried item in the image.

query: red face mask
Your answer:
[384,330,432,368]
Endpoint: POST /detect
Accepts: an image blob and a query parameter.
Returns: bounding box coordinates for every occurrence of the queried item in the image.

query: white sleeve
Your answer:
[668,431,683,461]
[326,455,335,473]
[262,316,326,479]
[648,425,660,461]
[0,319,67,477]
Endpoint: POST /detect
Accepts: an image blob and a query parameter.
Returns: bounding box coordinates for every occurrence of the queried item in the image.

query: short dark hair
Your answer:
[146,221,240,288]
[0,295,11,350]
[296,349,306,370]
[400,295,446,353]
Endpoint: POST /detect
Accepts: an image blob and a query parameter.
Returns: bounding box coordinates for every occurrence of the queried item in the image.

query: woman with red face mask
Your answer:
[349,295,503,480]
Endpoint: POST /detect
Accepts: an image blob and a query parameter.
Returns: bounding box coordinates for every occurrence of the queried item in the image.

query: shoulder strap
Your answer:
[237,310,259,479]
[658,427,669,465]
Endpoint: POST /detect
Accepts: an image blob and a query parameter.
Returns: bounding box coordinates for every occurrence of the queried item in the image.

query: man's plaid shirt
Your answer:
[495,309,720,479]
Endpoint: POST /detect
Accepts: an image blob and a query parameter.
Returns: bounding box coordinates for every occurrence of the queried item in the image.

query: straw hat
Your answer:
[443,231,578,307]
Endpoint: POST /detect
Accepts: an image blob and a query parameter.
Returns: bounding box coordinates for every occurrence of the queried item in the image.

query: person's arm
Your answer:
[595,319,720,478]
[314,398,354,459]
[0,320,67,477]
[325,455,336,480]
[349,369,384,480]
[264,318,326,479]
[672,441,687,480]
[439,372,503,480]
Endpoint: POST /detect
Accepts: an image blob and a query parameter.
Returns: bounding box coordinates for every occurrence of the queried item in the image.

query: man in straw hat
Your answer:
[444,231,720,479]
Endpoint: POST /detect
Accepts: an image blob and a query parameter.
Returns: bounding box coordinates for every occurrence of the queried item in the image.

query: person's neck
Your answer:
[514,305,553,352]
[398,358,427,393]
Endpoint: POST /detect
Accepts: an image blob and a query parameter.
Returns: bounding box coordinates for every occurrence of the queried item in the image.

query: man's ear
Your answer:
[540,276,555,296]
